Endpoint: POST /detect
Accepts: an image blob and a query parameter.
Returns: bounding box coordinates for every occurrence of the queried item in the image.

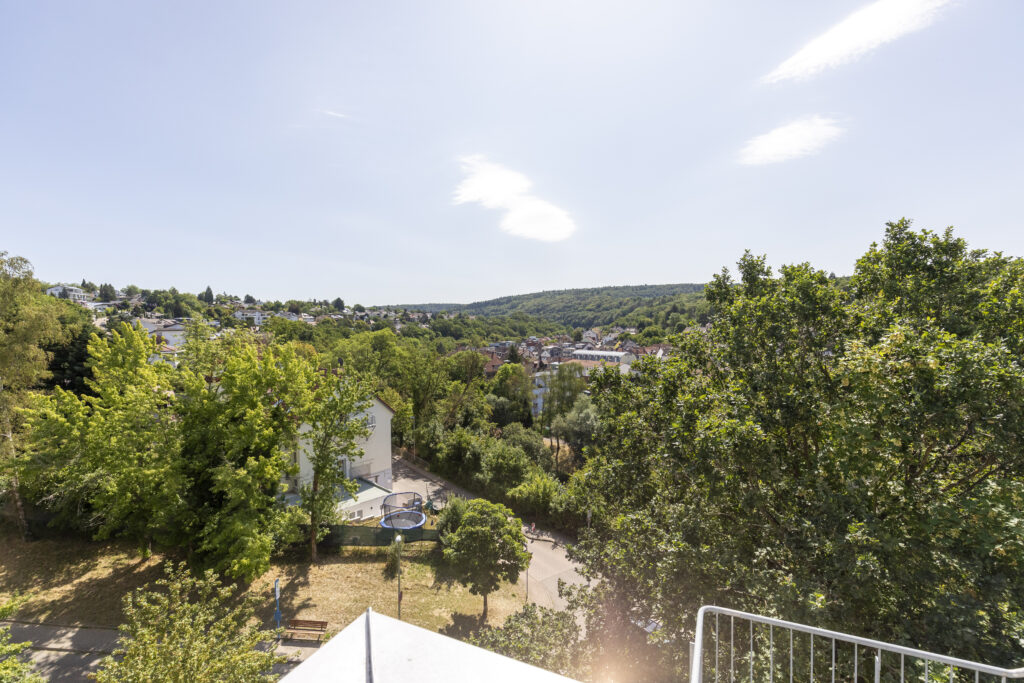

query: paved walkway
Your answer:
[391,454,587,610]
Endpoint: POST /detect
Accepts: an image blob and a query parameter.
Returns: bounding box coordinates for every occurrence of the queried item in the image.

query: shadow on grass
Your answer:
[439,612,485,640]
[0,521,170,627]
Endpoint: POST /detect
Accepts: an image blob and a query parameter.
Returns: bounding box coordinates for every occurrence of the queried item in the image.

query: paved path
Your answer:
[2,620,313,681]
[391,455,587,610]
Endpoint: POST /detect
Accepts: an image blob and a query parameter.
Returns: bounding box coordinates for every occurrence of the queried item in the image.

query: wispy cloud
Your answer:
[316,108,349,119]
[763,0,953,84]
[453,155,576,242]
[738,116,844,165]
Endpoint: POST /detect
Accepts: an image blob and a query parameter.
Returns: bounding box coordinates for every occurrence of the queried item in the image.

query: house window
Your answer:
[366,413,376,433]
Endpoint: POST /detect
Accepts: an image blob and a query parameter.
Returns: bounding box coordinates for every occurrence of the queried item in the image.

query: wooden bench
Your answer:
[282,618,328,642]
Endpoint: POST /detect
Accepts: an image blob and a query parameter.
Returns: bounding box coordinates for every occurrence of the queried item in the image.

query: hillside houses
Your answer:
[44,284,90,302]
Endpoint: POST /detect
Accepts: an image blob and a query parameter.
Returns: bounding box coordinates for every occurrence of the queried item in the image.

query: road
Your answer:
[391,454,587,610]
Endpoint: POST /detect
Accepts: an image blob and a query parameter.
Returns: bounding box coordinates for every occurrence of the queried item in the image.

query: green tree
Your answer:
[177,334,314,580]
[300,371,371,562]
[499,423,550,471]
[98,283,117,301]
[23,323,184,552]
[331,297,344,311]
[0,596,43,682]
[202,286,214,304]
[243,294,256,305]
[44,301,100,395]
[489,363,531,427]
[506,344,521,364]
[469,603,588,679]
[442,498,529,619]
[0,253,61,539]
[572,225,1024,673]
[541,363,585,461]
[93,563,281,683]
[394,343,448,456]
[552,394,598,467]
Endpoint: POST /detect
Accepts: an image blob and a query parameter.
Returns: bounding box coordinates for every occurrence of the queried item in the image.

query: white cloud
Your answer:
[763,0,953,84]
[316,108,349,119]
[738,116,844,165]
[453,155,576,242]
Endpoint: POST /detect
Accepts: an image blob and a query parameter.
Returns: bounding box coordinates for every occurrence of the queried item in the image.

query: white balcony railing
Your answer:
[689,606,1024,683]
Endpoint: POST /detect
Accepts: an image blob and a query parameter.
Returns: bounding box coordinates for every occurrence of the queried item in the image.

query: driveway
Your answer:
[391,455,587,611]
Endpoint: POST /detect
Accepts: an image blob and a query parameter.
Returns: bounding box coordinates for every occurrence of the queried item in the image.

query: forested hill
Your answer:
[400,283,708,329]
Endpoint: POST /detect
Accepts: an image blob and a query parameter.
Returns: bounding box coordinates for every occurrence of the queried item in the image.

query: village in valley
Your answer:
[5,2,1024,682]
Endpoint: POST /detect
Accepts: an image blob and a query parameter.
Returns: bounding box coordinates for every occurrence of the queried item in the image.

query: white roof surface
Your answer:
[282,608,579,683]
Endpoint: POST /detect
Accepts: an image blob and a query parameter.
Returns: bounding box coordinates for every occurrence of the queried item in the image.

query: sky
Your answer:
[2,0,1022,305]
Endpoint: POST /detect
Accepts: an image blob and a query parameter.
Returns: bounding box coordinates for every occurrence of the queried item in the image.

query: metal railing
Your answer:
[689,606,1024,683]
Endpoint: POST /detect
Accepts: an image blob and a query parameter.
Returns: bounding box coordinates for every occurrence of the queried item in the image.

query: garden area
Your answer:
[0,521,526,634]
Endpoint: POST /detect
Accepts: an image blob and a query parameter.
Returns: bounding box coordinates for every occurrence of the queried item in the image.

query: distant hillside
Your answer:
[401,283,708,329]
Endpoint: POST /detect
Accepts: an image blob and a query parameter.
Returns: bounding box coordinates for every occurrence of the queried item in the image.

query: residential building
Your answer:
[44,285,89,302]
[286,397,396,521]
[233,309,271,326]
[531,368,553,416]
[572,349,636,364]
[136,318,188,347]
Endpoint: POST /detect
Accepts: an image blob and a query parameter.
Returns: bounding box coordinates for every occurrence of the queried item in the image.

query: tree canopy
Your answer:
[93,563,280,683]
[570,221,1024,677]
[442,498,529,619]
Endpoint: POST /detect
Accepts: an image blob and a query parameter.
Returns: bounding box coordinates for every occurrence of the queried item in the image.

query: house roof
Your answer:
[282,608,579,683]
[374,396,397,415]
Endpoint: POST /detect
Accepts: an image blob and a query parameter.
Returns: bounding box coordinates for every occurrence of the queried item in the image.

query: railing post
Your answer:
[691,607,707,683]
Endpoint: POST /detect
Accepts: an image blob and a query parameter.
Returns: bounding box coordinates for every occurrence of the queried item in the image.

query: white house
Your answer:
[287,396,396,521]
[572,349,636,364]
[136,318,189,347]
[531,369,553,417]
[45,285,89,302]
[233,309,271,326]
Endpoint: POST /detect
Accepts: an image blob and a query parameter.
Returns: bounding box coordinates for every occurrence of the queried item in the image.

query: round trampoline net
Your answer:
[379,492,426,530]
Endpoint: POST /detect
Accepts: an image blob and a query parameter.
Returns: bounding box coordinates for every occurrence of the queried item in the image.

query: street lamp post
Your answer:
[395,534,403,620]
[524,540,529,604]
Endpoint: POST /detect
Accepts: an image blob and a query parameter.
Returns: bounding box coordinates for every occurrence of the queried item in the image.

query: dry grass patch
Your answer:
[251,544,525,634]
[0,522,164,627]
[1,522,525,636]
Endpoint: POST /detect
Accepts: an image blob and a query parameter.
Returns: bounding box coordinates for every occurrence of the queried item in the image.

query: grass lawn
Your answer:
[0,522,165,626]
[253,544,524,636]
[0,521,524,636]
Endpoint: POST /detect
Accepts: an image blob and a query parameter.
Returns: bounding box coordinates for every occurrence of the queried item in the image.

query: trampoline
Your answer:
[379,491,426,530]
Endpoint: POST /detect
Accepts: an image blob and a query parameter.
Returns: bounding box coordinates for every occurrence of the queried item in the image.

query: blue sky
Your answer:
[2,1,1022,305]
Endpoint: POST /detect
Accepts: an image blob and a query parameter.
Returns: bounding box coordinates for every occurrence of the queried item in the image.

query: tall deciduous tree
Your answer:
[177,333,314,580]
[23,323,184,552]
[300,371,371,562]
[0,252,61,539]
[572,223,1024,675]
[442,498,529,620]
[489,363,531,427]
